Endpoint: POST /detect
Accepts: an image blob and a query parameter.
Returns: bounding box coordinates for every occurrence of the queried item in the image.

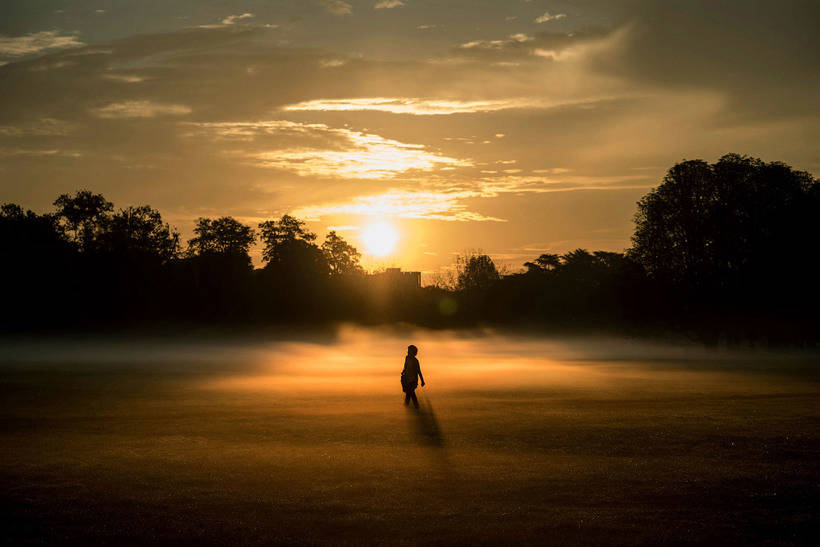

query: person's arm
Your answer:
[418,361,425,387]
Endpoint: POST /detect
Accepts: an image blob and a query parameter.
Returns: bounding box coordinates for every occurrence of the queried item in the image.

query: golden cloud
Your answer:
[292,190,505,222]
[92,100,192,118]
[283,97,570,115]
[182,120,471,179]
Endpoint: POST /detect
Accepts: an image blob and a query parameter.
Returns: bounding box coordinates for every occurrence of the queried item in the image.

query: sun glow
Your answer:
[361,222,399,257]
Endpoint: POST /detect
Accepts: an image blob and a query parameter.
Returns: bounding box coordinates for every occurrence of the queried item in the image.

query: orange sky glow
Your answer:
[1,1,817,276]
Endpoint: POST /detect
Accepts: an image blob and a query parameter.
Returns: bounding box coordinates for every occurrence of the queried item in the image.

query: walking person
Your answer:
[401,345,425,408]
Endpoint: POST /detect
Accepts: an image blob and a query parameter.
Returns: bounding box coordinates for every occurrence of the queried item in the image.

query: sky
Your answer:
[1,1,818,274]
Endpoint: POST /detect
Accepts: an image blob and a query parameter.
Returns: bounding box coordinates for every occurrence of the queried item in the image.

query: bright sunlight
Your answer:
[361,222,399,257]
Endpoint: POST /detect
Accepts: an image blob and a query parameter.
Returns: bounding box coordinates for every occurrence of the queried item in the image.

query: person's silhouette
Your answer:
[401,344,425,408]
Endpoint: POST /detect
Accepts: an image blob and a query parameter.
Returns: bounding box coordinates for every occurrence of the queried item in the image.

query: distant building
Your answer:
[373,267,421,288]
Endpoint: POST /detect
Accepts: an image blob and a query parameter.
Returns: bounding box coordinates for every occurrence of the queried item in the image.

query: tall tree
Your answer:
[102,205,180,263]
[630,154,818,296]
[1,203,66,258]
[53,190,113,252]
[456,253,500,290]
[321,231,362,275]
[188,217,255,263]
[258,215,317,264]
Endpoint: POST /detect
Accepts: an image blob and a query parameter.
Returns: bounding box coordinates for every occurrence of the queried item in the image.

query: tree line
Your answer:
[2,154,818,345]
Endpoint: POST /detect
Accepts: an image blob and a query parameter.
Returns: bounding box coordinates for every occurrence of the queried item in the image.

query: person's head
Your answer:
[407,344,418,357]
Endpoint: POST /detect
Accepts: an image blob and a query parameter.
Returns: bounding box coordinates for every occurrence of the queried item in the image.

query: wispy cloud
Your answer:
[290,173,652,223]
[0,148,82,158]
[222,13,255,25]
[448,28,610,63]
[476,175,654,195]
[292,190,505,222]
[283,97,557,115]
[509,33,534,43]
[535,12,566,23]
[0,30,83,57]
[92,100,192,118]
[374,0,404,8]
[183,120,470,179]
[320,0,353,16]
[102,73,146,83]
[318,58,347,68]
[0,118,74,137]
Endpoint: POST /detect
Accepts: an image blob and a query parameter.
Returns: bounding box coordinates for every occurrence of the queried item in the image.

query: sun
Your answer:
[361,222,399,257]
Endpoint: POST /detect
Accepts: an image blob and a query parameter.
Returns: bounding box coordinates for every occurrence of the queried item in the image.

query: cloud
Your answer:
[101,74,146,83]
[221,13,255,25]
[508,34,534,43]
[0,148,82,158]
[535,12,566,23]
[0,118,74,137]
[318,58,347,68]
[320,1,353,16]
[458,34,536,49]
[283,97,572,115]
[475,175,653,195]
[92,100,192,118]
[292,190,505,222]
[448,28,611,63]
[183,120,470,179]
[0,30,83,57]
[290,173,653,223]
[374,0,404,8]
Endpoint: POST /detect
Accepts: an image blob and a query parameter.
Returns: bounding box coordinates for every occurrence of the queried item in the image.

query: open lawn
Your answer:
[1,327,818,544]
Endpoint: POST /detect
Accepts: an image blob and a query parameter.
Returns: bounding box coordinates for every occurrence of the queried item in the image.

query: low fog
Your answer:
[2,327,818,544]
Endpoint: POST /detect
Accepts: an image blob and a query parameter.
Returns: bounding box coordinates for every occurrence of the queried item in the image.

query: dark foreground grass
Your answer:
[1,330,818,545]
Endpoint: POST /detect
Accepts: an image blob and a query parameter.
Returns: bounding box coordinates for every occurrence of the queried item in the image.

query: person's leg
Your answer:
[404,391,411,405]
[410,390,419,408]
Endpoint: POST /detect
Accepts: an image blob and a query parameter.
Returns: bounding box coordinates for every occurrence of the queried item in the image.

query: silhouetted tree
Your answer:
[180,217,256,318]
[188,217,255,262]
[256,214,329,279]
[524,253,560,273]
[258,215,317,263]
[630,154,818,301]
[1,203,75,328]
[456,253,499,290]
[560,249,596,271]
[1,203,66,258]
[3,165,818,343]
[321,231,363,275]
[53,190,113,252]
[251,215,329,318]
[101,205,180,263]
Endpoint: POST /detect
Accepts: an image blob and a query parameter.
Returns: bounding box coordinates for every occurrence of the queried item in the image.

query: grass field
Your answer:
[1,327,818,544]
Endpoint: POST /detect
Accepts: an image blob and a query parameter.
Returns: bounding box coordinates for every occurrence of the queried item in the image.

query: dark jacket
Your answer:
[401,355,423,392]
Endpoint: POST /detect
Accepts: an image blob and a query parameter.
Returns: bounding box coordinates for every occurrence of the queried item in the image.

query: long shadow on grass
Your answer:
[407,398,445,448]
[405,396,451,474]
